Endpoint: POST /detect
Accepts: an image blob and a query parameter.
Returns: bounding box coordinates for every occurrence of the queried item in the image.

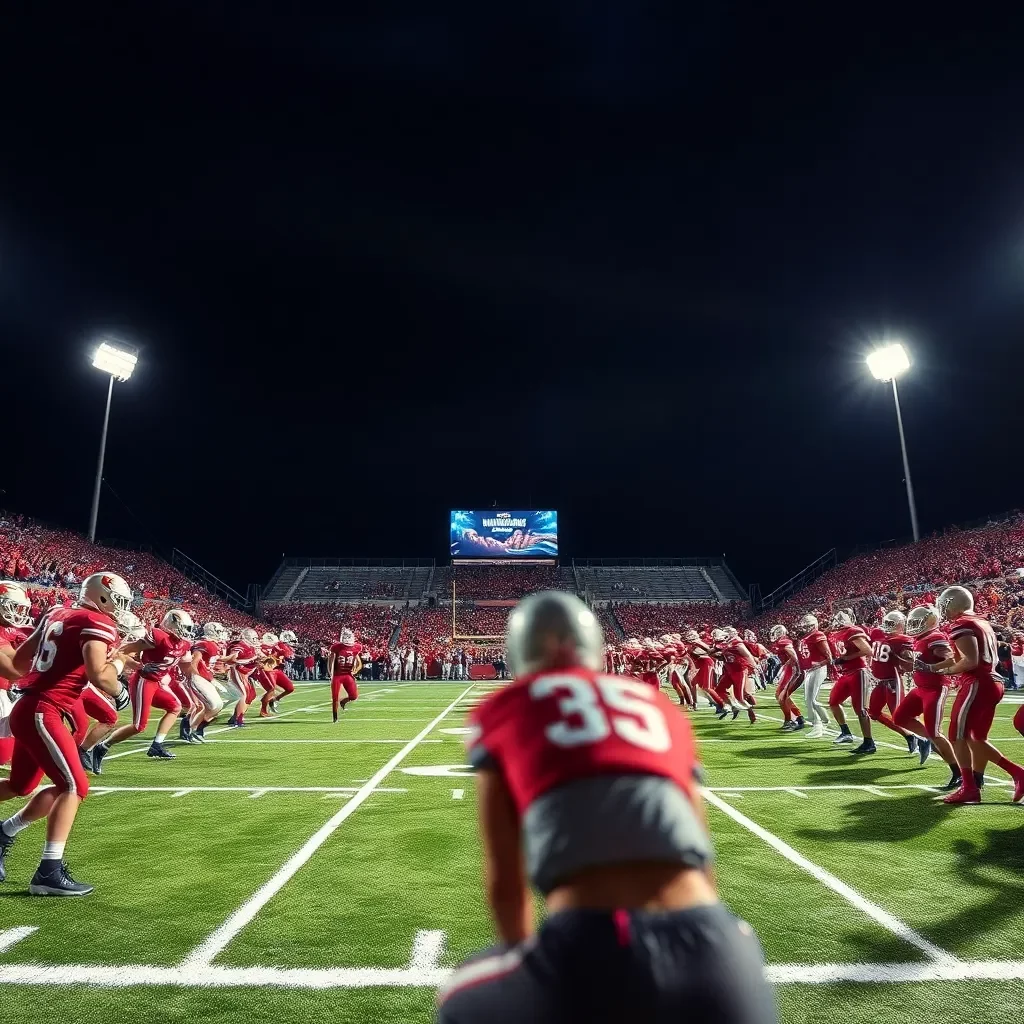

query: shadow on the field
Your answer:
[803,763,925,786]
[924,825,1024,951]
[731,745,801,760]
[795,791,946,844]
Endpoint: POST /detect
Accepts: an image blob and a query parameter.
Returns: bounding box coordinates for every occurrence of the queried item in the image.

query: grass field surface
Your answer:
[2,680,1023,1022]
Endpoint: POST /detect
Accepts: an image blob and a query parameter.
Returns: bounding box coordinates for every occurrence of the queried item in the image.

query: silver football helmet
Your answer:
[506,591,603,677]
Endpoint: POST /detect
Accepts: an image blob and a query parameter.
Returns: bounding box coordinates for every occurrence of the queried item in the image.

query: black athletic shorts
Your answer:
[437,903,776,1024]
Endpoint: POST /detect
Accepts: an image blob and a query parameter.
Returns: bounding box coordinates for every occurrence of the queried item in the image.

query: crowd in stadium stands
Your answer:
[323,577,401,598]
[396,606,451,658]
[264,601,400,657]
[438,564,572,600]
[611,601,747,638]
[0,513,263,631]
[454,605,509,637]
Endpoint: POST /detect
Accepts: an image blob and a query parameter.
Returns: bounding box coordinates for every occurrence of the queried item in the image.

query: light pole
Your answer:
[867,342,919,543]
[88,341,138,543]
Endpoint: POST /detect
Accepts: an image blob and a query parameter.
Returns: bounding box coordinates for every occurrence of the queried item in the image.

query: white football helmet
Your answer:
[505,591,603,677]
[203,621,223,641]
[240,627,260,647]
[724,626,739,640]
[161,609,196,641]
[905,605,939,637]
[79,572,133,628]
[339,628,356,645]
[796,614,818,637]
[882,610,906,635]
[0,581,32,627]
[743,629,757,643]
[711,628,728,643]
[937,586,974,622]
[279,630,297,645]
[769,624,787,643]
[830,610,853,630]
[683,629,701,644]
[262,632,279,647]
[119,611,148,643]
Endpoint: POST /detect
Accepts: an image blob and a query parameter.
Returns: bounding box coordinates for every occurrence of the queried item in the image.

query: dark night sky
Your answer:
[2,3,1023,595]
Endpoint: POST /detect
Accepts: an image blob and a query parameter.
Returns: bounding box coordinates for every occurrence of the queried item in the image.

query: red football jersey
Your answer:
[330,641,362,675]
[797,630,832,670]
[748,641,768,661]
[467,667,701,817]
[911,629,953,692]
[273,642,295,661]
[0,625,30,650]
[228,640,258,675]
[138,627,191,680]
[16,606,119,709]
[869,627,911,682]
[721,638,756,674]
[191,638,221,681]
[770,635,797,664]
[831,625,869,673]
[947,613,1001,686]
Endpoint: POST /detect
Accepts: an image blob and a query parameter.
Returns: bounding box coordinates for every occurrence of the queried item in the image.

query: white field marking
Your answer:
[249,789,269,799]
[864,786,893,797]
[701,788,959,964]
[451,789,464,800]
[402,765,474,777]
[3,958,1024,988]
[0,927,37,953]
[85,786,408,795]
[100,698,336,763]
[182,683,478,967]
[171,789,193,798]
[408,930,446,970]
[205,738,444,745]
[783,788,808,798]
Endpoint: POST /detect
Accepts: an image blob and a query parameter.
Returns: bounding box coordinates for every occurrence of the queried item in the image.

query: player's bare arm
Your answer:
[935,634,979,676]
[0,641,22,681]
[11,624,42,675]
[838,635,871,662]
[83,639,123,696]
[477,766,533,946]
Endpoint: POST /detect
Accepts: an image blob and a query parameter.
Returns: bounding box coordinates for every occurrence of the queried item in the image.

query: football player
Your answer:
[683,630,728,718]
[795,614,831,738]
[717,627,758,723]
[186,622,228,742]
[0,581,34,766]
[921,586,1024,805]
[328,629,362,721]
[0,572,132,895]
[225,628,261,727]
[827,611,875,753]
[269,630,298,712]
[438,592,776,1024]
[867,611,918,755]
[769,625,804,731]
[91,608,197,767]
[892,605,961,791]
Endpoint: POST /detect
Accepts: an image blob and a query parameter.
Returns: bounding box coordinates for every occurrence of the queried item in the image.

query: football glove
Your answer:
[114,686,131,710]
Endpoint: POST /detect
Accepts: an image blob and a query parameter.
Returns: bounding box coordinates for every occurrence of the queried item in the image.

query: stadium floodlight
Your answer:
[92,341,138,382]
[867,341,919,542]
[88,339,138,542]
[866,342,910,382]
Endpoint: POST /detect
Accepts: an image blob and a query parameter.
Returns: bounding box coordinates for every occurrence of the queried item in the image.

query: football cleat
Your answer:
[939,771,963,791]
[731,708,741,721]
[942,786,981,806]
[781,721,797,732]
[91,745,108,775]
[225,715,238,727]
[270,700,280,713]
[833,732,855,745]
[190,731,206,744]
[715,708,728,720]
[259,710,271,718]
[850,741,877,756]
[905,735,918,754]
[78,746,94,775]
[806,724,825,739]
[29,861,94,897]
[147,743,176,759]
[792,719,806,731]
[0,828,15,883]
[1009,771,1024,805]
[178,719,191,741]
[917,739,931,765]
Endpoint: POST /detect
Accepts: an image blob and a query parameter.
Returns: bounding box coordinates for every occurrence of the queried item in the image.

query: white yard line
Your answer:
[206,739,443,745]
[2,957,1023,988]
[451,789,464,800]
[0,927,37,953]
[181,683,478,968]
[86,786,408,794]
[701,788,960,964]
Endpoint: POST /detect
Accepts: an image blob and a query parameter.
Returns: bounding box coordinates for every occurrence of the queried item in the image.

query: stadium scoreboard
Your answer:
[450,510,558,561]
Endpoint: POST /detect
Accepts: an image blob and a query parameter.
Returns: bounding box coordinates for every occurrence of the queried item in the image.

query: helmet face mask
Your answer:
[262,632,279,647]
[241,628,260,647]
[882,611,906,635]
[280,630,297,645]
[0,581,32,627]
[830,611,852,631]
[796,614,818,637]
[906,605,939,637]
[769,624,787,643]
[161,609,197,641]
[339,628,356,646]
[203,621,223,641]
[79,572,134,629]
[936,586,974,622]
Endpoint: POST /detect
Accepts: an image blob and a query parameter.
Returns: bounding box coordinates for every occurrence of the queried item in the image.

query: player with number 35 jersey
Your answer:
[439,592,776,1024]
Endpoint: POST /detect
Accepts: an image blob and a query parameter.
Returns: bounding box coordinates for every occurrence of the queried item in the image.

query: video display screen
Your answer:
[450,510,558,559]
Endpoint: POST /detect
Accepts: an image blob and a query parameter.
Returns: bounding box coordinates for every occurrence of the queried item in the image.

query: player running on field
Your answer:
[892,605,961,790]
[328,629,362,721]
[827,611,875,753]
[186,622,228,743]
[769,625,805,731]
[919,586,1024,805]
[0,572,132,895]
[867,611,918,754]
[438,591,776,1024]
[795,614,831,738]
[0,581,33,767]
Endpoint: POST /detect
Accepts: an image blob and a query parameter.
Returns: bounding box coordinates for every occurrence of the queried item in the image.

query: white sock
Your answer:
[154,731,168,745]
[2,810,31,837]
[41,840,66,861]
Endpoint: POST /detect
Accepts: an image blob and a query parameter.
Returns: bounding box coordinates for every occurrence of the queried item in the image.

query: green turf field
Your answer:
[2,680,1023,1022]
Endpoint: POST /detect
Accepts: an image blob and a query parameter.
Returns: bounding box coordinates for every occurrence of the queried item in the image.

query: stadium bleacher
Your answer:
[575,563,745,603]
